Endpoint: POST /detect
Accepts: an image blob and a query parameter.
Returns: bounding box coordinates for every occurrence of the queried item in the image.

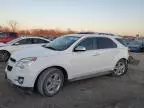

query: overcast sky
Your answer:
[0,0,143,36]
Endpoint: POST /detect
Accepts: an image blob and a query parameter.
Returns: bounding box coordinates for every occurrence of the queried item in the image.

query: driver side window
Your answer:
[76,38,95,50]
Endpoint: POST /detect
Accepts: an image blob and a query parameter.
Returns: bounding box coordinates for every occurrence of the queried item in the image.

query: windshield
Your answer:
[6,38,20,44]
[137,40,144,44]
[44,36,80,51]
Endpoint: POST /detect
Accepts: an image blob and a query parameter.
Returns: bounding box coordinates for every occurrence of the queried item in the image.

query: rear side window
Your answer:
[37,39,49,43]
[16,39,32,45]
[31,38,49,44]
[97,37,117,49]
[76,38,95,50]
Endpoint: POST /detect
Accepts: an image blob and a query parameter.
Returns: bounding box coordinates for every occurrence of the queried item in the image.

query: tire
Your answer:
[0,51,10,62]
[112,59,128,76]
[37,68,64,97]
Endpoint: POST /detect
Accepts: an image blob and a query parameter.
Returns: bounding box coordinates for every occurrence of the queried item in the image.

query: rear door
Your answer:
[95,37,119,71]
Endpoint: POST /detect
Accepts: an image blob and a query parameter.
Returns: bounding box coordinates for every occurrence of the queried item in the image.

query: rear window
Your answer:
[116,38,128,46]
[31,38,49,44]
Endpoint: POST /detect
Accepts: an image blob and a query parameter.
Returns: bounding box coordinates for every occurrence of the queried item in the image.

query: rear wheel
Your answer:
[0,51,10,62]
[37,68,64,97]
[113,59,128,76]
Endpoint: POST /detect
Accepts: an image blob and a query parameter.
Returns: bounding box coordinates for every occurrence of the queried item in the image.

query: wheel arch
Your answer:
[0,50,11,55]
[117,58,128,63]
[113,57,128,69]
[34,65,68,89]
[0,50,11,61]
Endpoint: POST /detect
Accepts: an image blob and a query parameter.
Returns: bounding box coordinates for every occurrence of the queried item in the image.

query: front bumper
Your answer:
[5,62,36,88]
[5,74,33,92]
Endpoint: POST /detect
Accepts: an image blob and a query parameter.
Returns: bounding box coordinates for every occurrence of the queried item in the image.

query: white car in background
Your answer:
[5,33,129,97]
[0,36,50,62]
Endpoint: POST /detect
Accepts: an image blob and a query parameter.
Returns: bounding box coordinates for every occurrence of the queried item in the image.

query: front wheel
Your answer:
[37,68,64,97]
[0,51,10,62]
[112,59,128,76]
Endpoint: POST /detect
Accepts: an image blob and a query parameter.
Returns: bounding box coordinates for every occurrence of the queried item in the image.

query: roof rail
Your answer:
[77,32,96,34]
[97,33,115,36]
[77,32,115,36]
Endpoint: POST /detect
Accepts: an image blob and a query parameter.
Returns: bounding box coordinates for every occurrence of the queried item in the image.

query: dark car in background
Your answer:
[0,32,18,43]
[128,40,144,52]
[116,38,134,46]
[116,38,144,53]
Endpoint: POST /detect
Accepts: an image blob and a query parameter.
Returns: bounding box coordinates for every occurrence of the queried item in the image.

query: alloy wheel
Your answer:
[114,61,126,76]
[45,72,62,95]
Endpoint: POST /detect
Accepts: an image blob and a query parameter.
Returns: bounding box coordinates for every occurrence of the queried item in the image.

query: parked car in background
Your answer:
[116,38,134,46]
[117,38,144,53]
[0,32,18,43]
[115,38,137,62]
[0,36,50,62]
[5,33,129,97]
[127,40,144,52]
[137,39,144,48]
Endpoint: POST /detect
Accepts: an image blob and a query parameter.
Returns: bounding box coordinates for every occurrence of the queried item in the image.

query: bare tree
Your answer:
[4,27,10,32]
[8,20,18,32]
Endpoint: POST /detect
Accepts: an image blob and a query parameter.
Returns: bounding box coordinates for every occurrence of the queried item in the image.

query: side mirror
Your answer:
[74,46,86,52]
[13,42,20,46]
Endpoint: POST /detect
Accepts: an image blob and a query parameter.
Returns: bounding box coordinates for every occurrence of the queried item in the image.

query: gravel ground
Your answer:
[0,53,144,108]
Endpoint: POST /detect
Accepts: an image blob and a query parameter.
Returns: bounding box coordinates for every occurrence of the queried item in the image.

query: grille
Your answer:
[7,65,13,71]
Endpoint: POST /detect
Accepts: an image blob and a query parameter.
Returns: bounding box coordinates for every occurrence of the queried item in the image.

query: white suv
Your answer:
[5,33,129,96]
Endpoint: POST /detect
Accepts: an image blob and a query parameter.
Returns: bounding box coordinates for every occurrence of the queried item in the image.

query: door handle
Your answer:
[92,53,100,56]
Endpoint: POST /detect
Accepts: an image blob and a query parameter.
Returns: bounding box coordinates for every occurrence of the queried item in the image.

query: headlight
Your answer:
[16,57,37,69]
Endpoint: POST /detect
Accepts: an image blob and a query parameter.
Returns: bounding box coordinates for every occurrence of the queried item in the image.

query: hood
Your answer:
[11,46,61,61]
[128,44,141,48]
